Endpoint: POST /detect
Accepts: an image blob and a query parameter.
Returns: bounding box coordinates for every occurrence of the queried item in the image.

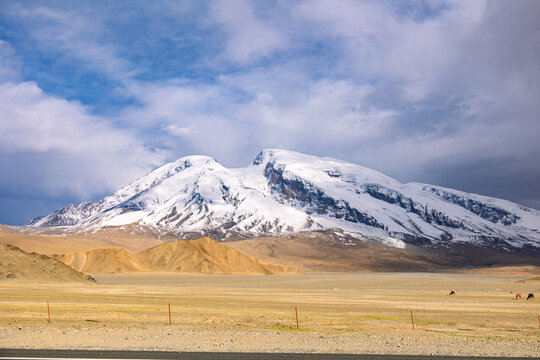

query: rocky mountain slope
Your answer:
[28,149,540,250]
[54,237,303,275]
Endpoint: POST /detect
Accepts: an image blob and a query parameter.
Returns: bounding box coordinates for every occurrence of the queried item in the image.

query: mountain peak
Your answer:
[252,149,297,165]
[27,150,540,250]
[175,154,218,164]
[253,149,333,164]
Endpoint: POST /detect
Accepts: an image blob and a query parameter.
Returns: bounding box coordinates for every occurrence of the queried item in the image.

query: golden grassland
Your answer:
[1,273,539,340]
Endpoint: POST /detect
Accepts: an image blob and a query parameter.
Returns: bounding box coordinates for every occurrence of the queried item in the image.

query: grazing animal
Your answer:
[449,290,455,295]
[527,293,534,300]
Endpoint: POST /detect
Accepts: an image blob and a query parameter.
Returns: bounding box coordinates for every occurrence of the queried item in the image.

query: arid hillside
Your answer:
[0,225,164,254]
[224,232,454,272]
[0,224,15,233]
[55,237,303,275]
[0,243,95,283]
[138,237,302,274]
[224,232,540,274]
[3,224,538,275]
[56,248,148,274]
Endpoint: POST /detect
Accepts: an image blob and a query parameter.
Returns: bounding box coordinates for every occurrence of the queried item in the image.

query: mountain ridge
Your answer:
[28,149,540,251]
[0,243,95,283]
[53,237,303,275]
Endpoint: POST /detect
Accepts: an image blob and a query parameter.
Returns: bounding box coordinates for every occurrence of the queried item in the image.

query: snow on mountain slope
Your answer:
[28,149,540,249]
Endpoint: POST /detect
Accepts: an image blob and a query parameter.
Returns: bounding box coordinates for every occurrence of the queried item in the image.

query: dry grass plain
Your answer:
[0,272,539,356]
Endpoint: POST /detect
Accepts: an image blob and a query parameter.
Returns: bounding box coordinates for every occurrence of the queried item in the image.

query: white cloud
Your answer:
[208,0,289,63]
[8,3,136,84]
[164,124,192,136]
[2,0,540,214]
[0,80,165,199]
[0,40,20,82]
[121,68,397,167]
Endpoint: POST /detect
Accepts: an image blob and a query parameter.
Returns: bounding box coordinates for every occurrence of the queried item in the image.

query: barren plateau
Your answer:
[0,273,539,356]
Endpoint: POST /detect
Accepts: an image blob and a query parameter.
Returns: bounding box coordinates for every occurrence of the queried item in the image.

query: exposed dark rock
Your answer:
[265,162,385,229]
[423,186,520,225]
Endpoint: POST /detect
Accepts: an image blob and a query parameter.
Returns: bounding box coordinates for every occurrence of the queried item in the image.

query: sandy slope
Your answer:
[55,238,304,275]
[139,238,303,274]
[224,233,453,272]
[0,226,163,254]
[0,224,15,233]
[0,243,94,283]
[57,248,148,274]
[2,225,538,275]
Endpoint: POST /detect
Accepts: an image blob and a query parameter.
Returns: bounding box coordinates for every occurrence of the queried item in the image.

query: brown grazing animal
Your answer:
[527,293,534,300]
[449,290,455,295]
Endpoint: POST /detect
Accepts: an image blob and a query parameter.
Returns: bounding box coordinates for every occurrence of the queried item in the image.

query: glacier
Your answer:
[27,149,540,250]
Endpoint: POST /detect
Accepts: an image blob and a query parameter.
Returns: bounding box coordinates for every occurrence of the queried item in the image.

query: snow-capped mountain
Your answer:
[28,149,540,250]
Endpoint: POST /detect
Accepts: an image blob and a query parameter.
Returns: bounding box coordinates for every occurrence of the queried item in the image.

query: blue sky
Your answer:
[1,0,539,225]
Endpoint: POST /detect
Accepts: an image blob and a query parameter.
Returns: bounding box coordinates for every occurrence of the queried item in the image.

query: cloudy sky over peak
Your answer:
[1,0,539,225]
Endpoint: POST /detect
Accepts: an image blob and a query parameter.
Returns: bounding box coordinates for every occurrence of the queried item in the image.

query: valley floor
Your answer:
[0,273,539,357]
